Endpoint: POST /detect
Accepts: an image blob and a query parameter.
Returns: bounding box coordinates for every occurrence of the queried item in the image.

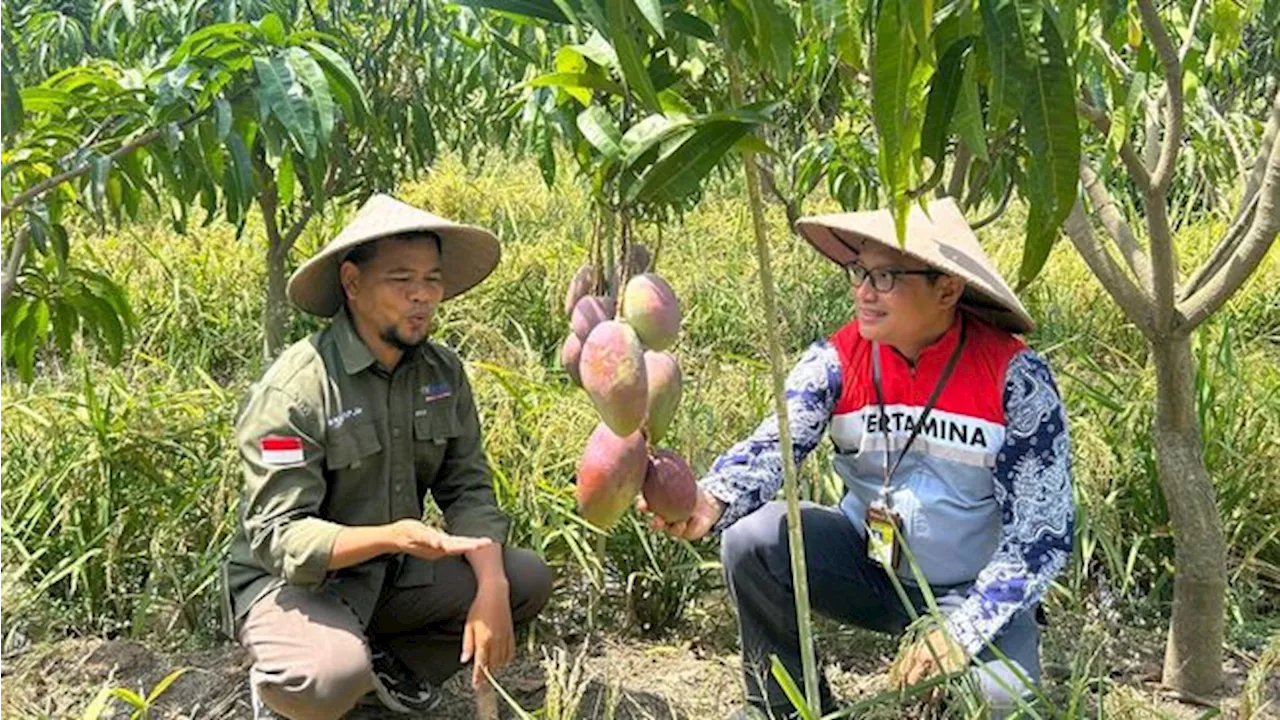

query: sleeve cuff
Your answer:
[278,517,343,589]
[445,506,510,543]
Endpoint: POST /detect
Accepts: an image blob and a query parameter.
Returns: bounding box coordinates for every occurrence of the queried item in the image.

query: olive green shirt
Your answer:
[223,309,509,628]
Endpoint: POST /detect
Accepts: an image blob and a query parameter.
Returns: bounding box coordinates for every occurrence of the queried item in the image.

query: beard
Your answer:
[380,321,429,352]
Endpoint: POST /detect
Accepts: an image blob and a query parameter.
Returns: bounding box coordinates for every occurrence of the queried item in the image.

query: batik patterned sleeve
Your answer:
[699,340,843,535]
[945,349,1075,657]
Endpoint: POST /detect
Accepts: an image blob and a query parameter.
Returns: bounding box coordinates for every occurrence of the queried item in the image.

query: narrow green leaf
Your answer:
[751,0,795,82]
[620,113,685,164]
[258,13,286,45]
[278,150,296,206]
[285,47,335,145]
[457,0,572,22]
[666,11,715,40]
[527,71,625,96]
[872,0,921,239]
[145,669,190,704]
[1018,11,1081,287]
[921,39,973,162]
[304,42,370,121]
[215,96,232,140]
[769,657,816,720]
[607,0,662,112]
[951,55,990,162]
[254,54,317,158]
[577,106,623,159]
[980,0,1029,128]
[630,120,751,204]
[633,0,665,37]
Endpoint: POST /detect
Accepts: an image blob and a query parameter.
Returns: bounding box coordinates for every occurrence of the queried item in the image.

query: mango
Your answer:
[621,273,681,351]
[576,423,648,528]
[570,294,615,340]
[560,333,583,386]
[580,321,648,436]
[643,351,682,444]
[642,449,698,523]
[563,263,597,316]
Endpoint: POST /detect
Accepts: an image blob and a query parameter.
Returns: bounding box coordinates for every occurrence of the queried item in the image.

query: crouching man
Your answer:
[643,199,1073,719]
[223,195,553,719]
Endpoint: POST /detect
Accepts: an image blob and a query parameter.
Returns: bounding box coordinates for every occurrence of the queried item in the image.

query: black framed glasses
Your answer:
[844,263,942,292]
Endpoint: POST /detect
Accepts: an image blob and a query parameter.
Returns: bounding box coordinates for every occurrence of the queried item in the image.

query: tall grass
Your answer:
[2,153,1277,669]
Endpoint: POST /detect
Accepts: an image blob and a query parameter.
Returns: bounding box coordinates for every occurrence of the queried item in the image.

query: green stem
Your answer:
[726,49,822,713]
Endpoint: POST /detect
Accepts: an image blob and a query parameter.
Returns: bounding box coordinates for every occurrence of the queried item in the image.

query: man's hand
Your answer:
[390,519,492,560]
[461,582,515,690]
[889,627,968,696]
[637,488,725,541]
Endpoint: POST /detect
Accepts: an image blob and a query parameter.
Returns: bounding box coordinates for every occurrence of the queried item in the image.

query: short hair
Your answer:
[342,231,442,268]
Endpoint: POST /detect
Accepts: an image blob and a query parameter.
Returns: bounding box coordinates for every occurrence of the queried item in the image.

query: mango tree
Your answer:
[865,0,1278,696]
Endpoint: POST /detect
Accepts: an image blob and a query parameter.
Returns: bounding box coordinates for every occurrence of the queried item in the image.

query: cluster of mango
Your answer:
[559,248,697,529]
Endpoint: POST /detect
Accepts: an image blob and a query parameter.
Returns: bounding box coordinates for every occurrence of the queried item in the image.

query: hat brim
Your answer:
[795,202,1035,335]
[287,213,501,318]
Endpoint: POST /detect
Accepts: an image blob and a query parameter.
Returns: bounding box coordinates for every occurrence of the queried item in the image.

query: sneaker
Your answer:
[369,646,443,714]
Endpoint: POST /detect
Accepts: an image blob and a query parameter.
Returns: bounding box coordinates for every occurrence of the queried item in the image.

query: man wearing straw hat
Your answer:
[223,195,553,719]
[644,198,1073,718]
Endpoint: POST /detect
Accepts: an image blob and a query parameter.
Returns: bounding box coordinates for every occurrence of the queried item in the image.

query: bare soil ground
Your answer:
[3,609,1273,720]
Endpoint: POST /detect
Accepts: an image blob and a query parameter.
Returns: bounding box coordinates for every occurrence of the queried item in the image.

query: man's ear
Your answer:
[937,274,965,309]
[339,260,360,302]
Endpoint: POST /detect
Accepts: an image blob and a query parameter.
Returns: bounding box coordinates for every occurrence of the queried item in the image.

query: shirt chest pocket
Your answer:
[413,400,460,480]
[324,416,384,515]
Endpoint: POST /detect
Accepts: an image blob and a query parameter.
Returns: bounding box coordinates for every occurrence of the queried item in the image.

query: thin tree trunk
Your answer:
[725,47,822,713]
[1150,333,1226,695]
[1,227,30,302]
[264,237,289,359]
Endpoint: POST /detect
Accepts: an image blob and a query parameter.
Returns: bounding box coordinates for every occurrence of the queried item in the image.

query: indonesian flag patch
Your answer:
[260,435,304,465]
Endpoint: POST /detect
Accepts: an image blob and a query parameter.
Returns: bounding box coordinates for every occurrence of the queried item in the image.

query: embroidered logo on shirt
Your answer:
[326,406,364,430]
[422,382,452,402]
[260,436,304,465]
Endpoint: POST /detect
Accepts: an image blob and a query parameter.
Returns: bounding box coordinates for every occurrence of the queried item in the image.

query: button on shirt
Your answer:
[224,309,509,627]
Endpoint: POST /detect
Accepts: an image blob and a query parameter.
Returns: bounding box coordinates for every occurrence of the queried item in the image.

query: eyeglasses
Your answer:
[844,263,942,292]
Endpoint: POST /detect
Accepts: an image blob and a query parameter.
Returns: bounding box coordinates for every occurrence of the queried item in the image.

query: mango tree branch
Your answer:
[1180,0,1207,63]
[1,226,30,302]
[1235,88,1280,226]
[0,89,249,220]
[945,144,971,200]
[1081,164,1155,294]
[1179,190,1258,301]
[1136,0,1184,194]
[1178,129,1280,331]
[1078,100,1153,191]
[1064,197,1154,334]
[970,175,1013,231]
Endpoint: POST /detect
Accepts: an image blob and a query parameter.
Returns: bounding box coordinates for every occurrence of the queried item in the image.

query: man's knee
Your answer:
[252,633,372,719]
[721,502,786,579]
[507,548,554,622]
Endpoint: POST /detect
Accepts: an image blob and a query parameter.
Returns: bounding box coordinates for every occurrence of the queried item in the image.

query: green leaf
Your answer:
[872,0,923,239]
[304,42,370,122]
[569,32,619,67]
[951,54,990,162]
[278,150,296,206]
[215,96,232,140]
[1108,71,1147,153]
[630,120,751,204]
[457,0,572,22]
[577,106,622,159]
[91,156,112,224]
[286,47,336,146]
[750,0,795,82]
[144,669,189,704]
[921,39,973,163]
[254,54,317,159]
[2,70,23,139]
[620,113,687,164]
[527,71,625,96]
[734,133,776,156]
[666,11,716,40]
[257,13,286,45]
[980,0,1031,127]
[633,0,665,38]
[1017,11,1080,287]
[607,0,662,112]
[769,657,816,720]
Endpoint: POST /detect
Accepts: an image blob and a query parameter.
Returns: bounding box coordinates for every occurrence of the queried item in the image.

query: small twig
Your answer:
[970,176,1014,231]
[1,226,30,302]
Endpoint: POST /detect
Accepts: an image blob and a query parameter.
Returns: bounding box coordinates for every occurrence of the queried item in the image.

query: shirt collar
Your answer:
[333,307,377,376]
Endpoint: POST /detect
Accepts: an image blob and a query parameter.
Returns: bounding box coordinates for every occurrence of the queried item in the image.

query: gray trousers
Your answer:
[239,548,553,720]
[722,502,1041,717]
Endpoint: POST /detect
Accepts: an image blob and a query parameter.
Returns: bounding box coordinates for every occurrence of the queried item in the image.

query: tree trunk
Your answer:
[1150,332,1226,696]
[263,236,289,359]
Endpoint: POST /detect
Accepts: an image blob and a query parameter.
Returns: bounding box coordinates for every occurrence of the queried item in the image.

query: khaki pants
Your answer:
[239,549,553,720]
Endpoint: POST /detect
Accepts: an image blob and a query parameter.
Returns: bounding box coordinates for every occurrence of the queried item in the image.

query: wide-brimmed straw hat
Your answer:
[795,197,1035,334]
[286,194,501,317]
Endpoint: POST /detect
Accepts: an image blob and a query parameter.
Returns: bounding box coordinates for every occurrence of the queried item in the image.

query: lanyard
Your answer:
[870,316,968,504]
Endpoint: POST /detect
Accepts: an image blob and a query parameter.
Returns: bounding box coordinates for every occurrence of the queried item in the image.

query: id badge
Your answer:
[865,501,902,569]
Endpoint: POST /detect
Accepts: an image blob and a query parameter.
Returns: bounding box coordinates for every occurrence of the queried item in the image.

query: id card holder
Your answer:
[865,501,902,569]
